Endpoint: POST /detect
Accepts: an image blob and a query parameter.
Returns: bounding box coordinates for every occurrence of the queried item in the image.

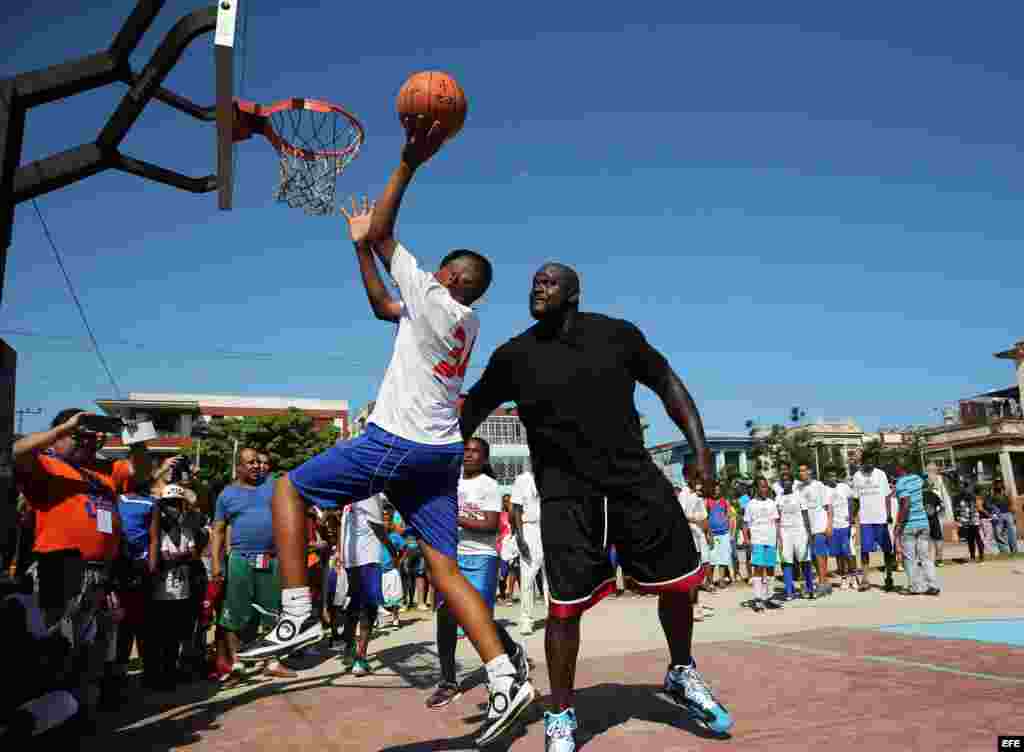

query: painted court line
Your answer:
[740,638,1024,685]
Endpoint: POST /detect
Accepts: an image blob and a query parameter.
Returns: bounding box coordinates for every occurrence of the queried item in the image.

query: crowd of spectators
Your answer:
[2,407,1019,741]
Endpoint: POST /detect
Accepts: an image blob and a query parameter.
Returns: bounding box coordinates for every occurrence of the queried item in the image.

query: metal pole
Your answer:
[15,406,41,433]
[813,444,820,478]
[195,437,201,472]
[231,438,238,479]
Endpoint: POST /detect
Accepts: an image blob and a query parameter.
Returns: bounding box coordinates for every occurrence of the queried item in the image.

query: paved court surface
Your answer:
[83,552,1024,752]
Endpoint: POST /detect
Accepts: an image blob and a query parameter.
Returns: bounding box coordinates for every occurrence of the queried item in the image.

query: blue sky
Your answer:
[3,1,1022,441]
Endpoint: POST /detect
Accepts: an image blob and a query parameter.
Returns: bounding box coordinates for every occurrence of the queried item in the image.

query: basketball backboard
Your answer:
[215,0,240,210]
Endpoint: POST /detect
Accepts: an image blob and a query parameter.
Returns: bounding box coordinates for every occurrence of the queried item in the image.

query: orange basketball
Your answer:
[396,71,468,141]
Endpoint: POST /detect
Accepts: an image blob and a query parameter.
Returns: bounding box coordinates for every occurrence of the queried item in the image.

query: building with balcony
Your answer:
[95,392,348,459]
[918,339,1024,531]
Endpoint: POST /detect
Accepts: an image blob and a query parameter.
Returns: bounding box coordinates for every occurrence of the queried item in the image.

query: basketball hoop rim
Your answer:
[232,97,365,161]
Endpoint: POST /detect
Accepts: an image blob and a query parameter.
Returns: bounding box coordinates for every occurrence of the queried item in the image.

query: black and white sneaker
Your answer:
[237,613,322,662]
[475,676,536,746]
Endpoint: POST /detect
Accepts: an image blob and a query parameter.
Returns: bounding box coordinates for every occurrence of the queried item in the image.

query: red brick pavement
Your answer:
[83,628,1024,752]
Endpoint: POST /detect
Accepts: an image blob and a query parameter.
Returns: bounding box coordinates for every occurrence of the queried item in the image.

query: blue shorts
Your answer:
[441,554,499,610]
[830,527,852,557]
[811,533,831,558]
[751,544,777,568]
[344,563,382,615]
[860,523,893,555]
[289,423,462,559]
[709,533,733,567]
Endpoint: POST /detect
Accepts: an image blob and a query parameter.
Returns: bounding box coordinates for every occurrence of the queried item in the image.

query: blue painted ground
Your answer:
[879,619,1024,647]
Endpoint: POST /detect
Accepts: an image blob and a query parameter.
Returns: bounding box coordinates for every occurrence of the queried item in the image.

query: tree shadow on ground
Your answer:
[376,682,729,752]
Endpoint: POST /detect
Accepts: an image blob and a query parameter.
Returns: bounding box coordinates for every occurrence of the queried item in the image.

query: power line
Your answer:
[0,327,487,370]
[30,199,122,396]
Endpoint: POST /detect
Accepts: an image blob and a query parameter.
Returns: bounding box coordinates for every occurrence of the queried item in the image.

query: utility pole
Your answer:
[15,406,41,433]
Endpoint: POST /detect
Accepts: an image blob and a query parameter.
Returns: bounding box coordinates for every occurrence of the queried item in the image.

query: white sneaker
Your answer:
[237,613,322,661]
[475,675,535,746]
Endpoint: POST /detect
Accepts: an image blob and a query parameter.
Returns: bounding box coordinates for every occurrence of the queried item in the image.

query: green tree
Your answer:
[749,424,815,479]
[862,431,927,477]
[194,409,340,500]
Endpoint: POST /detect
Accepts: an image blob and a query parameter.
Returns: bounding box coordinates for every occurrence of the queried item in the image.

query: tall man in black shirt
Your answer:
[460,264,734,749]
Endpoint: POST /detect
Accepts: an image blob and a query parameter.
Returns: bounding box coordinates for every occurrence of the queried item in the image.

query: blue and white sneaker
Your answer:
[544,708,578,752]
[658,661,734,735]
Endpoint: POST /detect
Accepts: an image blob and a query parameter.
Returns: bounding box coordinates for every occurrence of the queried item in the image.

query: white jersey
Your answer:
[777,492,808,535]
[511,470,541,525]
[457,473,502,557]
[795,479,831,535]
[830,483,853,528]
[851,468,891,525]
[744,497,780,547]
[679,488,707,527]
[341,494,385,567]
[369,243,480,445]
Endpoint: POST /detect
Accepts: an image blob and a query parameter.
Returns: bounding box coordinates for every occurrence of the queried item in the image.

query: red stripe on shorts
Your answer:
[548,578,618,619]
[630,566,705,596]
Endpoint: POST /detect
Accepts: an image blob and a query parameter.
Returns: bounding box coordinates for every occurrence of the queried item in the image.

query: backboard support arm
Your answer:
[0,0,227,260]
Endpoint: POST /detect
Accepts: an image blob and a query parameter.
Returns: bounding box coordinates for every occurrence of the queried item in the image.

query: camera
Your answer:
[170,455,192,483]
[78,415,125,434]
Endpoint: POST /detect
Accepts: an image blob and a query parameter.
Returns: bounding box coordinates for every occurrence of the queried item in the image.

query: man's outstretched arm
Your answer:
[631,327,713,485]
[460,353,513,442]
[649,366,712,486]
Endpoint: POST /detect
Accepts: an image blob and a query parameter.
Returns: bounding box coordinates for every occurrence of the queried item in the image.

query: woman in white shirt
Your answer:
[146,485,198,691]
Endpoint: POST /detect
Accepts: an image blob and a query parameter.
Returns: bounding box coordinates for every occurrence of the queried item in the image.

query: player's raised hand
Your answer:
[340,194,375,244]
[401,114,447,169]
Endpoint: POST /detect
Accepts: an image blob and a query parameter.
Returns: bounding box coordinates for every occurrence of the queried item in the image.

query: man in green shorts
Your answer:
[210,448,293,679]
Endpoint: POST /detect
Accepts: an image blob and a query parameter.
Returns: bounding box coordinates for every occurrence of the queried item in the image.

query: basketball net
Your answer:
[269,106,362,216]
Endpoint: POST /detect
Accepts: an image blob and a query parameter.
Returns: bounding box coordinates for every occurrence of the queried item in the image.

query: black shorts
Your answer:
[541,472,702,618]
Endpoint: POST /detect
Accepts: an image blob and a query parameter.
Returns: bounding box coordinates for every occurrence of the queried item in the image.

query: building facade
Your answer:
[920,340,1024,500]
[648,432,755,485]
[96,392,348,459]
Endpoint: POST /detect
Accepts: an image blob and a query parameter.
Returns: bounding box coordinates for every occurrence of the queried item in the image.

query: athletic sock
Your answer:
[750,577,760,600]
[282,587,312,619]
[783,565,795,594]
[760,576,770,600]
[485,654,516,695]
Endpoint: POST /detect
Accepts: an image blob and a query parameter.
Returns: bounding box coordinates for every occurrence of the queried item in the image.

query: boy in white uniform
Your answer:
[744,478,784,612]
[825,471,856,589]
[776,478,816,600]
[511,466,547,636]
[795,464,833,597]
[678,482,713,619]
[851,454,896,593]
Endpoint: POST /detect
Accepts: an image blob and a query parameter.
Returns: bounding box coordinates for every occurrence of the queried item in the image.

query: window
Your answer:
[473,415,527,445]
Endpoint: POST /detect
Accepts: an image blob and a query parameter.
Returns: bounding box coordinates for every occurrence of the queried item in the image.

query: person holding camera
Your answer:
[13,409,152,719]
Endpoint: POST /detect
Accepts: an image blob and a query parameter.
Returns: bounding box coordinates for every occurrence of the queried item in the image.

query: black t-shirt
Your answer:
[462,312,669,498]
